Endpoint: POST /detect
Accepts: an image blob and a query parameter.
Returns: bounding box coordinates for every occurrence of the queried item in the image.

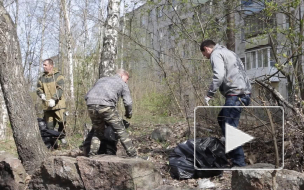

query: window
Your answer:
[263,49,268,67]
[245,47,273,70]
[258,50,262,67]
[242,1,276,38]
[252,51,256,68]
[246,53,251,70]
[270,50,275,67]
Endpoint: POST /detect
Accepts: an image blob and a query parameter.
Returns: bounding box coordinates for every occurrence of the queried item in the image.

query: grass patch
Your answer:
[0,139,17,157]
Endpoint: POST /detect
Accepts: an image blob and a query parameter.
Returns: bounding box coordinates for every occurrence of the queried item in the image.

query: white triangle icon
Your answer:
[225,123,254,153]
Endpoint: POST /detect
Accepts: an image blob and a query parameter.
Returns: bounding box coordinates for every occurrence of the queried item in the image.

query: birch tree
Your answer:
[99,0,120,77]
[0,86,7,140]
[61,0,74,100]
[0,1,48,174]
[97,0,105,77]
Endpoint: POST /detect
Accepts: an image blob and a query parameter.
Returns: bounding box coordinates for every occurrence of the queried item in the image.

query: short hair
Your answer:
[43,58,54,66]
[116,69,129,77]
[200,40,216,52]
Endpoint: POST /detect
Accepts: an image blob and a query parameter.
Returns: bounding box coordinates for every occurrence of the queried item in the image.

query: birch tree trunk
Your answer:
[120,0,126,69]
[0,86,7,140]
[99,0,120,78]
[61,0,74,100]
[38,2,47,74]
[0,2,48,174]
[97,0,105,67]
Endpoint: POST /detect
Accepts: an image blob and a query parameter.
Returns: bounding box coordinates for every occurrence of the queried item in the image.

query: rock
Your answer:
[28,156,84,190]
[77,155,162,190]
[151,127,173,142]
[154,185,182,190]
[0,151,29,190]
[154,185,199,190]
[231,163,304,190]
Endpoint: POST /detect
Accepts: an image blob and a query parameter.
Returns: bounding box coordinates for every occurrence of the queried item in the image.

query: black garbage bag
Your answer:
[196,137,228,168]
[38,118,65,149]
[99,119,130,155]
[80,119,130,156]
[103,119,130,142]
[169,137,228,180]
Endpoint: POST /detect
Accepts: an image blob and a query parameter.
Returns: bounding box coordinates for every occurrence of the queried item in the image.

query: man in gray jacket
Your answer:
[85,69,137,157]
[200,40,251,167]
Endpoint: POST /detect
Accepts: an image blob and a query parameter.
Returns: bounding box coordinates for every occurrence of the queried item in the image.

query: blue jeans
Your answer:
[218,94,251,166]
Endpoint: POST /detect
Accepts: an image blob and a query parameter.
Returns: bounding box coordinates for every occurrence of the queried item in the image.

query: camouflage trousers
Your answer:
[87,105,137,157]
[44,109,66,133]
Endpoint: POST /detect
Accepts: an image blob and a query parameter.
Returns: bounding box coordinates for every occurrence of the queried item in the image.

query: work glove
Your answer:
[125,105,132,119]
[205,96,211,106]
[40,94,46,101]
[48,99,56,107]
[123,119,130,128]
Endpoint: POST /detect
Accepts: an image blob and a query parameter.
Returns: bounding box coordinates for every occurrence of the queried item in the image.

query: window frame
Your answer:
[245,47,272,70]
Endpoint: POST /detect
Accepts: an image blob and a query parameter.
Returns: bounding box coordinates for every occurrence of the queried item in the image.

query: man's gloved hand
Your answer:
[205,96,211,106]
[48,99,56,107]
[40,94,46,101]
[125,113,132,119]
[125,105,132,119]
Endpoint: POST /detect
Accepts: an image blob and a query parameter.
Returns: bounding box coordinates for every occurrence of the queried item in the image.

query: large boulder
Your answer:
[231,163,304,190]
[0,151,29,190]
[77,155,162,190]
[28,156,84,190]
[151,127,173,142]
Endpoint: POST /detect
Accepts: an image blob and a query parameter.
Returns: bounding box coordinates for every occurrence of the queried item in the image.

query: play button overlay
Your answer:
[225,123,254,153]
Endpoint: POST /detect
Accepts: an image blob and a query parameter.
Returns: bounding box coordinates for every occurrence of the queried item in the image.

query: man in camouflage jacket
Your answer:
[85,69,137,157]
[37,58,67,145]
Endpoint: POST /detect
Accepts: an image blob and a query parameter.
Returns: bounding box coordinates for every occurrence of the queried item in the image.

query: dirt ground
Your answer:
[2,118,303,189]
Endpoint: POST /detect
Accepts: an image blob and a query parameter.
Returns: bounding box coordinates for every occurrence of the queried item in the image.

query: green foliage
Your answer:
[140,91,173,116]
[264,1,278,17]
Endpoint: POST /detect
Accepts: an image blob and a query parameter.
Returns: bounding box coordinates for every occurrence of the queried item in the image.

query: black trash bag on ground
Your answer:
[103,119,130,142]
[169,137,228,180]
[99,119,130,155]
[80,119,130,156]
[196,137,229,168]
[38,118,65,149]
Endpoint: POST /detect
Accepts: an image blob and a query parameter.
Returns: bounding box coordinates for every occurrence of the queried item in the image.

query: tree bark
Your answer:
[97,0,105,78]
[61,0,74,100]
[226,0,235,51]
[0,2,48,174]
[120,0,126,69]
[99,0,120,78]
[0,86,7,140]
